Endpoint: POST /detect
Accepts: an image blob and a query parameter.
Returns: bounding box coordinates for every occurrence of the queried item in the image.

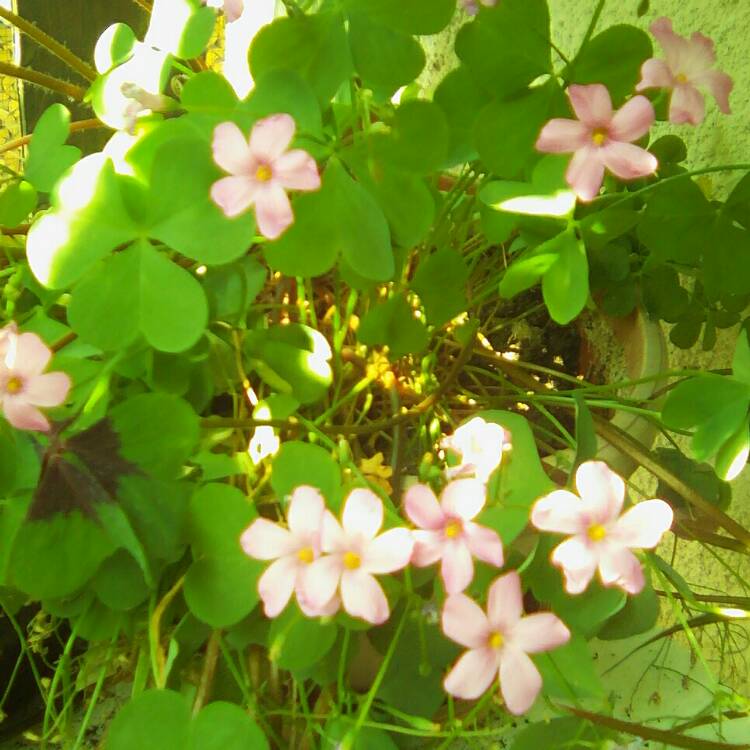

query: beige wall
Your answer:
[0,2,22,174]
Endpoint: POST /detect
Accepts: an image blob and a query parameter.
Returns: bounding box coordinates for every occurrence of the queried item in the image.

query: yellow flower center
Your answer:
[297,547,314,564]
[255,164,273,182]
[676,72,689,84]
[5,377,22,394]
[444,519,463,539]
[591,128,608,146]
[488,631,504,649]
[343,551,361,570]
[587,523,607,542]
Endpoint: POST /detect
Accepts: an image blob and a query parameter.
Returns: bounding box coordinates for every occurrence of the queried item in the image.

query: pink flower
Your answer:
[240,486,337,617]
[302,488,414,625]
[637,18,733,126]
[462,0,497,14]
[530,461,673,595]
[121,83,169,134]
[404,479,503,594]
[204,0,244,22]
[0,324,71,432]
[442,571,570,713]
[535,84,657,202]
[441,417,510,483]
[210,114,321,239]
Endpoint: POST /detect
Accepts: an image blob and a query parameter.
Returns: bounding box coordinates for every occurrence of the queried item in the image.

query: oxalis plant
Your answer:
[1,0,750,748]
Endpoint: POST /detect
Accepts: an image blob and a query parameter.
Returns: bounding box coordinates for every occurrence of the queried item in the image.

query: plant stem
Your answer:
[0,61,86,100]
[0,118,105,156]
[0,7,97,81]
[563,706,750,750]
[149,575,185,688]
[193,630,221,715]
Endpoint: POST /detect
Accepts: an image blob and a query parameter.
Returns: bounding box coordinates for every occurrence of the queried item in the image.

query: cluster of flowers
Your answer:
[242,418,673,713]
[537,17,733,200]
[207,16,733,238]
[0,323,70,432]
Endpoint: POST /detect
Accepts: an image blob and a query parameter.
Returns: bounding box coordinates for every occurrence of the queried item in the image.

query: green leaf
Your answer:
[642,264,689,323]
[326,159,394,280]
[598,579,659,640]
[245,324,333,405]
[567,25,652,104]
[573,393,597,468]
[542,231,589,324]
[474,82,561,177]
[9,513,116,599]
[24,104,81,193]
[189,703,268,750]
[433,66,484,166]
[145,0,215,58]
[270,441,342,510]
[107,689,192,750]
[347,11,424,95]
[111,393,200,478]
[726,171,750,230]
[475,411,554,545]
[411,249,469,327]
[579,206,639,251]
[534,635,604,701]
[0,180,37,227]
[703,218,750,301]
[93,549,149,611]
[94,22,137,73]
[180,70,239,126]
[510,718,595,750]
[249,12,352,105]
[268,608,338,671]
[189,483,255,559]
[375,100,449,175]
[456,0,551,98]
[715,416,750,481]
[146,138,257,265]
[26,155,138,288]
[343,0,455,35]
[202,256,266,325]
[498,249,558,299]
[662,375,750,431]
[653,448,731,512]
[638,180,715,264]
[358,294,429,358]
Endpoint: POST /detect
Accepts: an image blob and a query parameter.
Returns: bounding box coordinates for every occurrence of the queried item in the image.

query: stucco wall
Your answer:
[0,1,23,174]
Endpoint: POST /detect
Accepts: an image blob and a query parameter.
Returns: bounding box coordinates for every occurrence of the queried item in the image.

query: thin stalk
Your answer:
[0,61,86,100]
[193,630,221,715]
[71,639,116,750]
[0,7,97,81]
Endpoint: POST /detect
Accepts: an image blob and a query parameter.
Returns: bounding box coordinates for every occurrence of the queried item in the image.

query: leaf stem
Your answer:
[0,118,105,156]
[0,61,87,101]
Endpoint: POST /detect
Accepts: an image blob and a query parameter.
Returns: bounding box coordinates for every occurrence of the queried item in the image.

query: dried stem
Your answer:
[0,7,96,81]
[0,61,86,100]
[0,118,105,156]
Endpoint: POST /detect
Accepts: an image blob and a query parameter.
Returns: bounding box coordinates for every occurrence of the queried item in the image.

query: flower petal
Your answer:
[441,478,486,521]
[2,398,50,431]
[342,488,383,540]
[411,529,445,567]
[240,518,295,560]
[23,372,71,407]
[669,84,706,125]
[650,18,684,67]
[614,499,673,549]
[254,184,294,240]
[498,648,542,715]
[404,483,445,530]
[250,113,295,162]
[530,489,587,535]
[693,69,733,114]
[511,613,570,654]
[598,545,645,594]
[637,58,675,91]
[212,121,253,175]
[287,485,326,539]
[320,509,346,553]
[340,569,389,624]
[575,461,625,523]
[362,528,414,573]
[551,537,598,595]
[258,556,297,617]
[535,118,591,153]
[298,588,339,618]
[685,31,718,74]
[210,176,258,218]
[443,648,497,700]
[7,333,51,377]
[567,84,613,128]
[301,554,342,609]
[223,0,244,22]
[487,571,523,632]
[464,523,503,567]
[441,540,474,594]
[565,146,605,202]
[273,149,321,191]
[609,96,655,142]
[442,593,490,648]
[601,142,658,181]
